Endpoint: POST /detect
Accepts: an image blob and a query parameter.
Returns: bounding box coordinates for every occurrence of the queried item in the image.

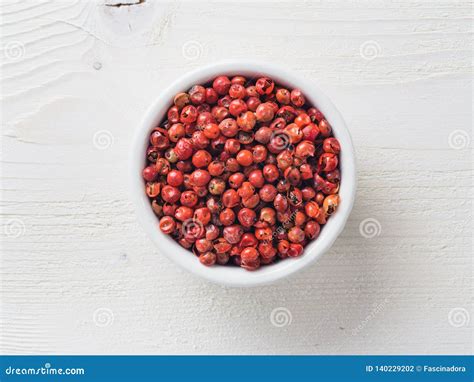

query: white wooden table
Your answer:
[1,0,472,355]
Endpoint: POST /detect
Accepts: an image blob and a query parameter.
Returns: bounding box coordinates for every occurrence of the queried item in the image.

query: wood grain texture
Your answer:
[0,0,472,355]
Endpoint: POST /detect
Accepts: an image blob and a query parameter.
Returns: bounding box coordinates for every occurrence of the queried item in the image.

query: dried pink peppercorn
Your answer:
[143,74,342,271]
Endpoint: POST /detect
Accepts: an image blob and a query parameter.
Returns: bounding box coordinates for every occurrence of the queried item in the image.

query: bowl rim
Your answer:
[130,60,356,287]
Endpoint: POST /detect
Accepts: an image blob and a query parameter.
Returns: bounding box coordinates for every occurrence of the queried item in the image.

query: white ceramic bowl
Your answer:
[131,61,356,287]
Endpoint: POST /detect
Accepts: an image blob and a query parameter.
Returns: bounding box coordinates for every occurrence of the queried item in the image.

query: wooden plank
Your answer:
[0,0,472,354]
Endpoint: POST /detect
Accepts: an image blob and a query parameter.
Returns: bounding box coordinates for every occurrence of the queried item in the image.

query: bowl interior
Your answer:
[131,61,356,287]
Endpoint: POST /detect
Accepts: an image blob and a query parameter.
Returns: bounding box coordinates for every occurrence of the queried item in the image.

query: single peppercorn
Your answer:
[323,194,340,216]
[262,164,279,183]
[255,126,273,144]
[180,190,198,207]
[222,189,240,208]
[319,119,332,137]
[242,193,259,208]
[208,178,226,195]
[223,225,243,244]
[142,166,158,182]
[229,83,247,99]
[236,150,253,167]
[276,88,290,104]
[237,208,257,228]
[175,206,193,222]
[192,150,212,168]
[290,89,305,107]
[219,118,239,137]
[255,103,275,122]
[180,105,198,124]
[146,182,161,198]
[319,152,338,172]
[256,77,275,95]
[241,247,259,263]
[259,184,277,202]
[191,169,211,187]
[174,92,190,108]
[174,138,193,160]
[323,137,341,154]
[224,139,241,155]
[161,185,181,204]
[167,169,184,187]
[189,85,206,105]
[237,111,256,131]
[219,208,236,226]
[304,220,320,240]
[213,76,231,95]
[159,216,176,234]
[228,99,248,117]
[199,252,216,266]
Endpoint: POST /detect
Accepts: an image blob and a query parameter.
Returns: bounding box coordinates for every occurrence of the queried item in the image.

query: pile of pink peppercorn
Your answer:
[142,75,341,271]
